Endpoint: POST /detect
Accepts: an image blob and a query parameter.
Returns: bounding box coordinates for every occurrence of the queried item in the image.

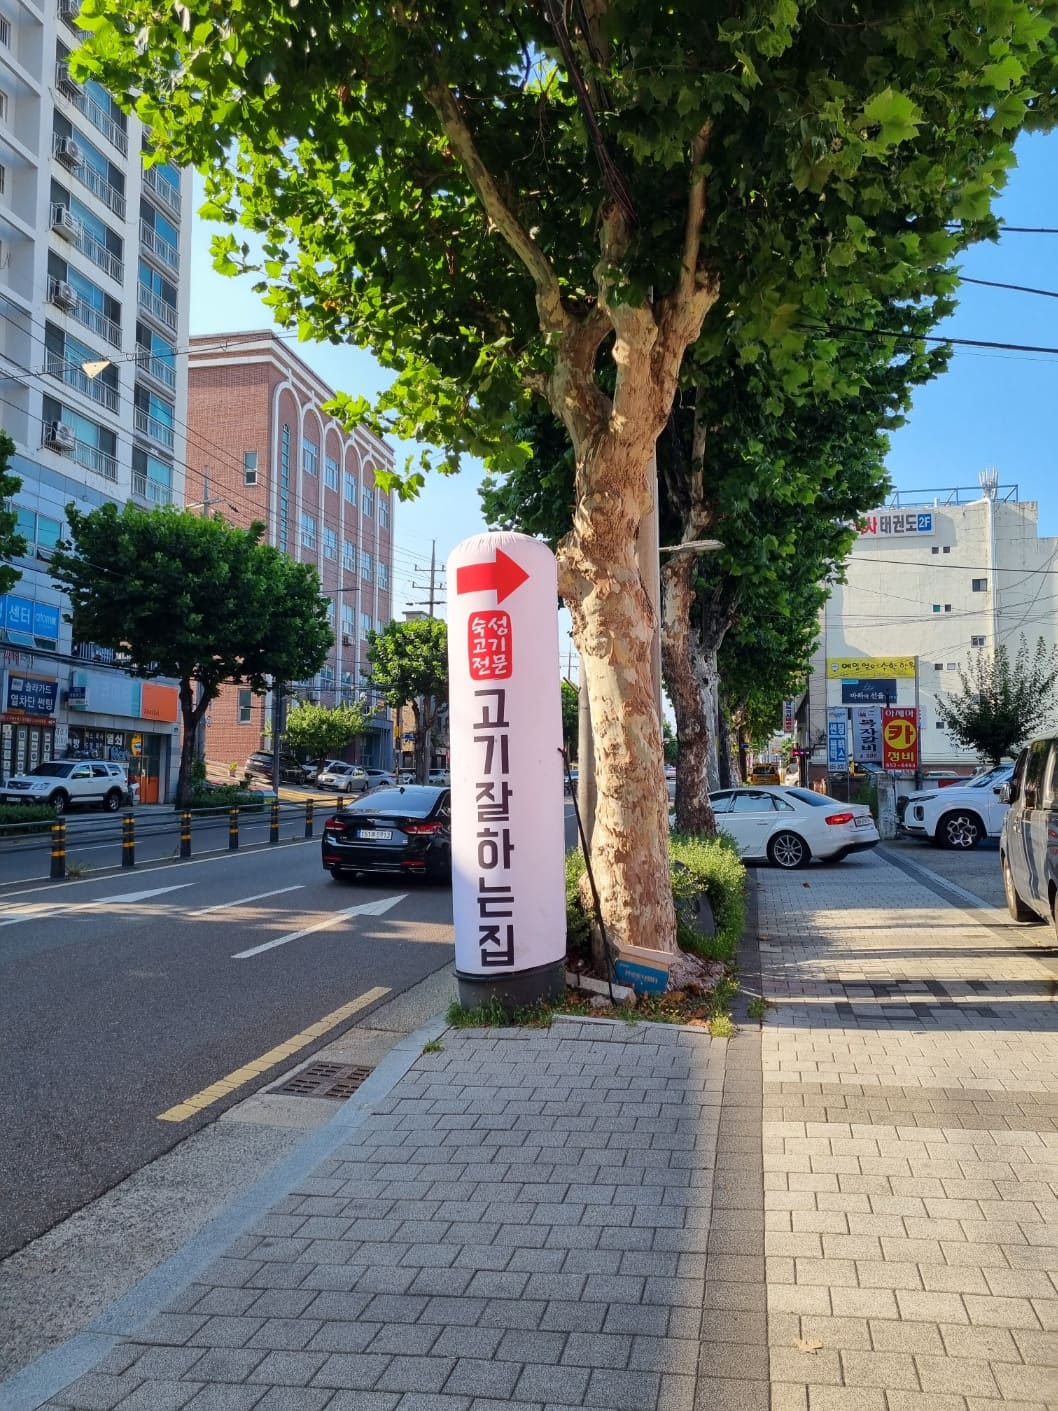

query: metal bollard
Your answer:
[180,809,192,859]
[228,806,239,851]
[269,798,280,844]
[121,811,135,868]
[304,798,314,838]
[336,794,345,814]
[50,817,66,879]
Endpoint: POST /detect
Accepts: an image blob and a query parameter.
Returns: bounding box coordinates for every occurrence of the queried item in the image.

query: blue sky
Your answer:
[188,131,1058,616]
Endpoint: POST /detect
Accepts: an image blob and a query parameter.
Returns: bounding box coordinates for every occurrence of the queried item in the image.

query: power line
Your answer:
[960,275,1058,299]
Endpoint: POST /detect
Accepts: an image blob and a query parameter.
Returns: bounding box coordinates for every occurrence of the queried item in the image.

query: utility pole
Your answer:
[409,540,444,617]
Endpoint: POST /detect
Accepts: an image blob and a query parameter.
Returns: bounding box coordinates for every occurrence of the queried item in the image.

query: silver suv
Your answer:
[999,736,1058,936]
[0,760,130,813]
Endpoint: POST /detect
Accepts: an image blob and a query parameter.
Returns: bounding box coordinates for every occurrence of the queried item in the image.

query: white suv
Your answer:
[0,759,131,814]
[900,764,1013,849]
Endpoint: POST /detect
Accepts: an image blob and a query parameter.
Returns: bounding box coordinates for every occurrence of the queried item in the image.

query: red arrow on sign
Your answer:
[455,548,529,604]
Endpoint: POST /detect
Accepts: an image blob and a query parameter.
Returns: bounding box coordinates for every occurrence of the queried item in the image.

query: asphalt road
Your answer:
[0,837,454,1258]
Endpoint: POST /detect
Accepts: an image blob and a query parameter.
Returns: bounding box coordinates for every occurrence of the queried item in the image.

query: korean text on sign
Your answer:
[471,687,516,968]
[468,611,512,681]
[859,510,934,537]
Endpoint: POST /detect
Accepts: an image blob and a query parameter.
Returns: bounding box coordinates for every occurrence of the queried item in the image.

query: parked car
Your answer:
[363,767,397,789]
[999,737,1058,933]
[244,751,313,784]
[709,785,879,868]
[317,761,369,793]
[321,785,452,881]
[749,763,781,786]
[428,768,451,786]
[0,759,131,814]
[900,763,1013,849]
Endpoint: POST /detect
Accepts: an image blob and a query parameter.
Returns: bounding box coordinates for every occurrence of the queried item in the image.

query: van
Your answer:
[999,736,1058,935]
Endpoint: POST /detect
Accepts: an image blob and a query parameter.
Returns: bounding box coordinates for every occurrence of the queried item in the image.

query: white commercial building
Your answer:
[0,1,190,798]
[801,478,1058,776]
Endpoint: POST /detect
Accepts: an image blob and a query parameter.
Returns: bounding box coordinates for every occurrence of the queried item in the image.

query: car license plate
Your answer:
[854,815,872,828]
[357,828,392,840]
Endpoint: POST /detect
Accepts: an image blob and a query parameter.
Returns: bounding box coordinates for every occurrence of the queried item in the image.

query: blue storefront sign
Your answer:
[826,706,848,768]
[840,678,898,705]
[5,673,58,716]
[0,594,61,643]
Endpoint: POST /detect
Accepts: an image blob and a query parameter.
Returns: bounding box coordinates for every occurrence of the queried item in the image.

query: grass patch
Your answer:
[445,996,555,1028]
[709,1013,736,1038]
[422,1039,444,1054]
[0,803,57,836]
[747,995,770,1020]
[185,785,270,813]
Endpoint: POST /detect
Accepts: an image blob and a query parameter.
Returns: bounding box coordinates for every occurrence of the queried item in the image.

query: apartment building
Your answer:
[186,331,396,771]
[799,478,1058,776]
[0,0,191,798]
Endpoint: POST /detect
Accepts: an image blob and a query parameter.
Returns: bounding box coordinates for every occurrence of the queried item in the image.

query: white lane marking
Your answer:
[232,894,407,959]
[188,885,304,917]
[0,882,192,927]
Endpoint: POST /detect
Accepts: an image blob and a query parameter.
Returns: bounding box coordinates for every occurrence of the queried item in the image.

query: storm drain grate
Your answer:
[272,1061,374,1100]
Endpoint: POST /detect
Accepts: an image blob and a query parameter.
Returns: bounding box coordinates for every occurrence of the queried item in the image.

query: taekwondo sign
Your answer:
[446,532,566,1006]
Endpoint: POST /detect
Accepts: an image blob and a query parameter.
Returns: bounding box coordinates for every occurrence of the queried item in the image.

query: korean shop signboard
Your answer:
[882,707,920,772]
[446,533,566,1009]
[826,656,916,680]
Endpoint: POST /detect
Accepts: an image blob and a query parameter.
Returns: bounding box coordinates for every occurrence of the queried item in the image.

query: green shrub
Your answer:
[564,834,747,968]
[669,831,747,966]
[185,785,269,812]
[0,803,57,835]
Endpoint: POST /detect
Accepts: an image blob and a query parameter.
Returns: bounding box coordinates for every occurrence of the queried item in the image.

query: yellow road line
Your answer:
[156,985,390,1122]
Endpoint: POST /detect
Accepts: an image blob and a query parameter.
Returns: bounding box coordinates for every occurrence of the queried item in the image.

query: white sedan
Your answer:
[710,785,880,869]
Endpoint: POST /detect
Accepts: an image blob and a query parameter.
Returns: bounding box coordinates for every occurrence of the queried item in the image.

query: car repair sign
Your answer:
[447,532,566,981]
[881,707,919,772]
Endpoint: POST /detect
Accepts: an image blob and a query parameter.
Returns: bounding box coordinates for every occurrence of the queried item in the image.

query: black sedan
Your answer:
[321,785,452,882]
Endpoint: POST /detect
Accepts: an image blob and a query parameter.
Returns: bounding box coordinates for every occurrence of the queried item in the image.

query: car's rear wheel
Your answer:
[1002,853,1037,922]
[768,831,810,869]
[49,789,69,815]
[103,788,123,812]
[936,810,983,850]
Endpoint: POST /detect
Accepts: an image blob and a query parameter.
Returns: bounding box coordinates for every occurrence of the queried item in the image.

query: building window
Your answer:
[947,662,957,671]
[343,472,357,506]
[379,496,389,529]
[378,561,389,589]
[341,604,354,635]
[326,599,335,626]
[238,689,252,723]
[932,605,940,613]
[300,511,316,550]
[302,438,318,476]
[944,604,951,612]
[971,636,985,648]
[323,527,337,559]
[342,539,356,573]
[361,611,372,638]
[971,578,988,592]
[243,450,257,485]
[361,551,372,581]
[942,545,951,553]
[362,486,374,518]
[324,455,339,491]
[931,546,939,554]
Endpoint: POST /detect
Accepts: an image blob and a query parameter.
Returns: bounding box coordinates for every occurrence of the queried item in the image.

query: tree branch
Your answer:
[424,81,569,336]
[680,123,712,307]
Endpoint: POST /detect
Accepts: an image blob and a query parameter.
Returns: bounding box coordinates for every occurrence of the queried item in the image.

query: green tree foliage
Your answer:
[49,504,332,804]
[366,618,448,782]
[560,678,579,761]
[283,699,373,772]
[934,636,1058,765]
[0,431,27,596]
[74,0,1056,954]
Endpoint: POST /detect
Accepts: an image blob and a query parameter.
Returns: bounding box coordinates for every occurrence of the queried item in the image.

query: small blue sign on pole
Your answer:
[826,706,849,769]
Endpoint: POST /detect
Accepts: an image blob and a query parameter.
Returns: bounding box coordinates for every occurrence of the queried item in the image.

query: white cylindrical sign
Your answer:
[446,531,566,1000]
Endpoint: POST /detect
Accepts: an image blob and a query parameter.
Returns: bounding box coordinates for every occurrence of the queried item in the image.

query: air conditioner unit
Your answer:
[44,420,76,452]
[52,279,78,310]
[341,634,352,646]
[51,206,80,240]
[58,0,79,17]
[56,136,83,167]
[57,62,84,96]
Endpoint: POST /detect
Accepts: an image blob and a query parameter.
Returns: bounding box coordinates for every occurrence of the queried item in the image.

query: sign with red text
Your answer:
[447,533,566,980]
[881,707,919,772]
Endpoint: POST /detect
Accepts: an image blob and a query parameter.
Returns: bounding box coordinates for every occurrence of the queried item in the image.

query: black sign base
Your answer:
[456,958,566,1014]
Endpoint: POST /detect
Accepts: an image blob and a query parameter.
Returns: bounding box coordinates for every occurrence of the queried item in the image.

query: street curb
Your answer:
[0,1011,450,1411]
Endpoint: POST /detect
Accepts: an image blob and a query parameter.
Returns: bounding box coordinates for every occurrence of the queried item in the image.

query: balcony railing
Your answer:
[142,163,181,215]
[136,283,177,331]
[71,224,124,284]
[134,344,177,389]
[139,219,179,272]
[134,407,175,450]
[67,81,129,157]
[50,278,122,347]
[0,15,11,46]
[45,352,119,412]
[74,160,126,219]
[57,0,88,35]
[132,470,172,505]
[73,439,118,481]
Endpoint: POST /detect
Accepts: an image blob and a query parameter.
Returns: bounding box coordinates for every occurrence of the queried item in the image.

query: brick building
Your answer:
[186,331,396,772]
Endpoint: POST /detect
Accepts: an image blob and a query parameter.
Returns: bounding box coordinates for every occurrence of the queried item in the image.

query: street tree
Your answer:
[49,504,332,805]
[560,679,579,763]
[935,635,1058,765]
[366,618,448,783]
[0,431,27,595]
[283,699,374,774]
[78,0,1057,955]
